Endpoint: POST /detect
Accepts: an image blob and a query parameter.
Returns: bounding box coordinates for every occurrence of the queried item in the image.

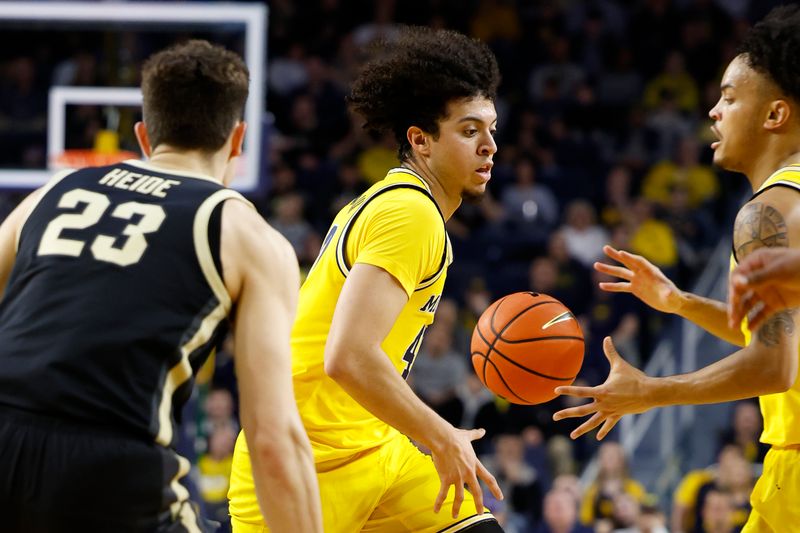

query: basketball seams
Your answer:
[499,335,584,344]
[474,325,577,382]
[471,350,530,403]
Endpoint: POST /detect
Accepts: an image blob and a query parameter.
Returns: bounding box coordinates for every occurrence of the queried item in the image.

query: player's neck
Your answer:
[146,146,226,183]
[748,142,800,191]
[401,161,461,221]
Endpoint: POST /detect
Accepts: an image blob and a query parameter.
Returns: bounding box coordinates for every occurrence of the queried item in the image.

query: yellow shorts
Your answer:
[742,447,800,532]
[231,434,495,533]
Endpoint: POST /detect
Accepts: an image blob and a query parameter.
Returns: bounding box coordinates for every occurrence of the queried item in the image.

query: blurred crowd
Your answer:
[0,0,785,531]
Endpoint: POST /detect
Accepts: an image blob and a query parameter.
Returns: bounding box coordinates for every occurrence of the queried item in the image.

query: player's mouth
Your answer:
[476,163,493,181]
[711,126,722,150]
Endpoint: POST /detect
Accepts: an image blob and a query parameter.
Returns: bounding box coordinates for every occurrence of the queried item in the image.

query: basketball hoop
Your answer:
[51,149,140,170]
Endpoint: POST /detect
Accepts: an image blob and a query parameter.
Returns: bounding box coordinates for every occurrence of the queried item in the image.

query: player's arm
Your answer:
[0,189,45,300]
[324,262,503,517]
[555,193,800,439]
[596,245,745,346]
[221,199,322,533]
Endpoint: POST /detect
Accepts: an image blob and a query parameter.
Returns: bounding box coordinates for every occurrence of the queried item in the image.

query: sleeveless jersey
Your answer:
[230,168,452,520]
[733,164,800,447]
[0,159,246,447]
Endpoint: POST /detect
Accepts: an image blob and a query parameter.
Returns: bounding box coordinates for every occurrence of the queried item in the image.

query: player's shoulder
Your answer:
[221,198,293,258]
[365,170,443,222]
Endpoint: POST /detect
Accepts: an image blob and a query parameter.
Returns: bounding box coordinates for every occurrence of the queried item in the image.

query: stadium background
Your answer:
[0,0,786,531]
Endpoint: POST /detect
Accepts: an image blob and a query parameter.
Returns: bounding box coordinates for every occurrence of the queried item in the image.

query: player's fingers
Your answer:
[570,412,606,440]
[466,475,484,516]
[593,262,634,280]
[477,461,503,501]
[602,245,623,262]
[746,301,776,331]
[554,385,599,398]
[434,481,448,514]
[744,264,780,287]
[604,246,640,269]
[728,279,747,328]
[552,401,599,421]
[598,282,632,293]
[451,481,465,519]
[597,416,621,440]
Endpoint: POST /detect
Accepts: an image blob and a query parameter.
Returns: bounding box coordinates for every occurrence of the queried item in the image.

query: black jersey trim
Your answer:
[334,183,449,291]
[436,513,497,532]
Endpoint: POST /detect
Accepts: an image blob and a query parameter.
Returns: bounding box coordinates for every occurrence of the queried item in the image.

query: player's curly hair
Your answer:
[348,26,500,162]
[739,5,800,103]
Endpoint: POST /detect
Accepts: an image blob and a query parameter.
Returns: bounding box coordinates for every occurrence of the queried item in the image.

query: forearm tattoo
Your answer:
[756,309,797,347]
[734,203,788,258]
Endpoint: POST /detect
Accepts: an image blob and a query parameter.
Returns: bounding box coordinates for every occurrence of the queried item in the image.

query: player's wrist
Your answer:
[424,420,457,455]
[668,288,687,315]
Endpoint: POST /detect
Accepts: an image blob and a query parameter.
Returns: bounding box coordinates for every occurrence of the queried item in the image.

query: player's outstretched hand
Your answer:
[729,248,800,329]
[552,337,654,440]
[431,427,503,518]
[594,245,682,314]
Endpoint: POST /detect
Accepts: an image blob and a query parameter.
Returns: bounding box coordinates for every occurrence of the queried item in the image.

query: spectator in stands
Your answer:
[500,155,559,237]
[643,50,699,114]
[580,442,647,527]
[642,136,719,210]
[672,445,752,533]
[481,433,545,526]
[198,424,238,530]
[534,488,593,533]
[542,230,592,316]
[626,196,679,271]
[409,323,467,427]
[560,199,609,269]
[268,192,319,267]
[700,490,735,533]
[717,400,769,464]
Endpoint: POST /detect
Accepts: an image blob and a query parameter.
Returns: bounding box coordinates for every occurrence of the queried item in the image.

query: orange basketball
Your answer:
[471,291,584,405]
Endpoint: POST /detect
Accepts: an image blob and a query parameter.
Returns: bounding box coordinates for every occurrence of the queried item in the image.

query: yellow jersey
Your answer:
[229,168,452,522]
[734,164,800,447]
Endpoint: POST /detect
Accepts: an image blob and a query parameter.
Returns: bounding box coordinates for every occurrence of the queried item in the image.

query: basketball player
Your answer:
[553,6,800,531]
[229,27,505,532]
[0,40,322,532]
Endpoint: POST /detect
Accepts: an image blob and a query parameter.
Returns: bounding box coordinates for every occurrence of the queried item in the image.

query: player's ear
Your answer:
[134,122,152,158]
[764,99,791,131]
[229,121,247,159]
[407,126,430,157]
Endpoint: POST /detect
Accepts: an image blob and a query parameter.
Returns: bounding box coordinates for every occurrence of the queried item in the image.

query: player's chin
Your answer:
[461,183,487,204]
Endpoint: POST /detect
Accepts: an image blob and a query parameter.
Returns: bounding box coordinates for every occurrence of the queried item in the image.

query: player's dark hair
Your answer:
[738,5,800,103]
[348,26,500,162]
[141,40,249,152]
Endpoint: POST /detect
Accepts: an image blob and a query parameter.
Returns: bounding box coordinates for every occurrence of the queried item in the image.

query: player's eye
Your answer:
[464,128,478,136]
[490,129,497,137]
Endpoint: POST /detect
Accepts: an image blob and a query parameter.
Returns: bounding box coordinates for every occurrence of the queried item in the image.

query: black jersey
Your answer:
[0,160,245,447]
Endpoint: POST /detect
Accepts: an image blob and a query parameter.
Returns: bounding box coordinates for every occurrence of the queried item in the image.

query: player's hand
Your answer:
[430,427,503,518]
[552,337,653,440]
[728,248,800,329]
[594,245,683,314]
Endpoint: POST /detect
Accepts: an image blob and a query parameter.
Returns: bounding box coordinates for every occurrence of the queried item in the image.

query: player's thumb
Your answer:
[468,428,487,441]
[603,336,621,365]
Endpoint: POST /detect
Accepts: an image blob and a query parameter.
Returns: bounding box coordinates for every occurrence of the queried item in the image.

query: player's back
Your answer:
[0,159,237,446]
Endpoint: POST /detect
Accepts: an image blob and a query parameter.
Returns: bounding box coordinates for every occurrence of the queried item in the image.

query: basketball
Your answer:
[471,292,584,405]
